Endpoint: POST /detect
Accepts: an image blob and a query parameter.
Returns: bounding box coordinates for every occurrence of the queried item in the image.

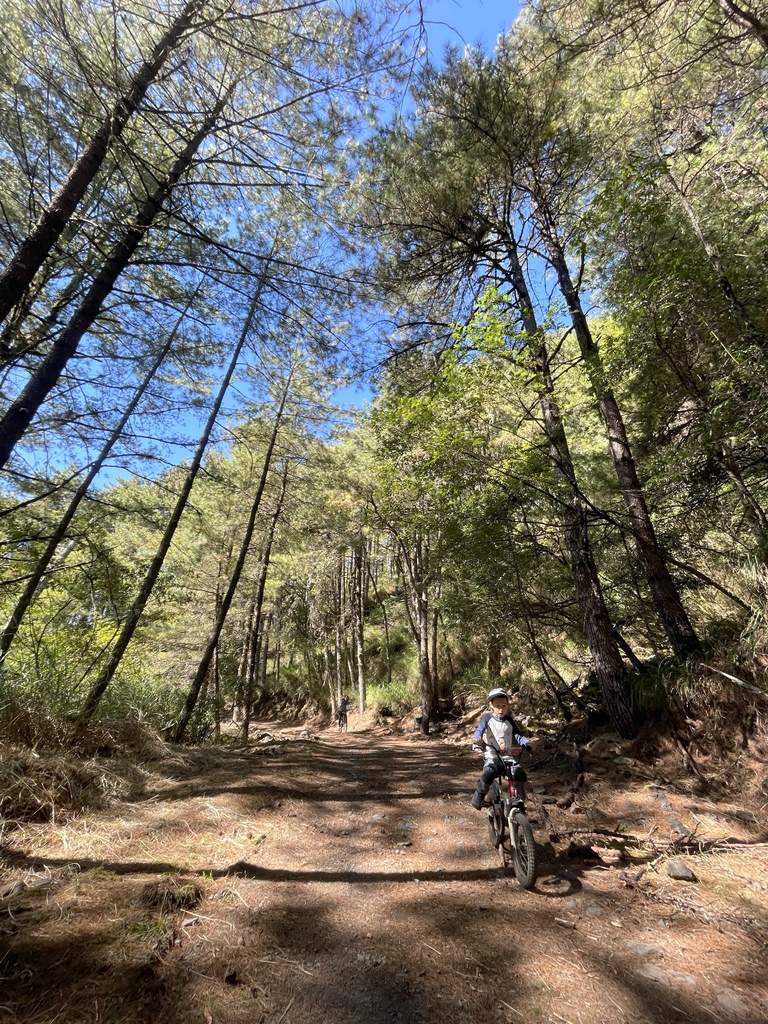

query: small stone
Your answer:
[541,796,557,804]
[716,990,750,1017]
[667,970,696,987]
[638,966,671,983]
[591,766,607,775]
[638,964,670,986]
[532,786,547,794]
[569,802,585,814]
[586,905,605,917]
[613,756,634,765]
[733,810,756,822]
[666,859,697,882]
[626,941,660,956]
[668,817,691,836]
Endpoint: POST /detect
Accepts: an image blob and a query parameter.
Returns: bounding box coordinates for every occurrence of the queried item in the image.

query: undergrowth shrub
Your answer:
[365,677,418,715]
[0,747,105,823]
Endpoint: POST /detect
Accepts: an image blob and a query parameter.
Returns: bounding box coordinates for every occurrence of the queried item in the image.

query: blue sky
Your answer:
[330,1,525,408]
[423,0,523,55]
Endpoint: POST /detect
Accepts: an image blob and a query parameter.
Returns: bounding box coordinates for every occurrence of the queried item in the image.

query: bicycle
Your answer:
[337,708,348,732]
[473,744,537,889]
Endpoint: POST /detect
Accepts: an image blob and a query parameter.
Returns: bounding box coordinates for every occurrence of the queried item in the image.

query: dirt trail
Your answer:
[1,725,767,1024]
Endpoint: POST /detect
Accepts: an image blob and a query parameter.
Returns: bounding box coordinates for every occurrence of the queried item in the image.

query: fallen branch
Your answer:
[700,664,768,699]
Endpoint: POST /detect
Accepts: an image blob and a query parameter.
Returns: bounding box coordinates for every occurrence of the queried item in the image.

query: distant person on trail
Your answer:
[470,687,531,810]
[338,694,351,731]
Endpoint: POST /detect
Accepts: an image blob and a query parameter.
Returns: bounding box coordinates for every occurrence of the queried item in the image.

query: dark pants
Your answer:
[473,762,527,803]
[476,763,502,800]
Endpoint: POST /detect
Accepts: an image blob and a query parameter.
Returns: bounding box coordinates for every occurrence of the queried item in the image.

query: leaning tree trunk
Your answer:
[174,371,293,743]
[0,95,229,471]
[718,443,768,560]
[714,0,768,51]
[242,462,289,742]
[531,186,699,659]
[501,228,638,737]
[0,282,200,661]
[667,173,765,351]
[77,269,269,724]
[0,0,203,327]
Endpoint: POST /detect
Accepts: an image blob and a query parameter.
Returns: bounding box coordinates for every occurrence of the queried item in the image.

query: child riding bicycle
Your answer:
[471,687,531,810]
[338,694,351,731]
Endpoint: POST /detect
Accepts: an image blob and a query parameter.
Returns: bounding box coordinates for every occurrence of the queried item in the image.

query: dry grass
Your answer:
[0,719,187,828]
[0,746,106,823]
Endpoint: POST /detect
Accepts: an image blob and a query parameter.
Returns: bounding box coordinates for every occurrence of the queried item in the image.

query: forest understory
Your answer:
[1,705,767,1024]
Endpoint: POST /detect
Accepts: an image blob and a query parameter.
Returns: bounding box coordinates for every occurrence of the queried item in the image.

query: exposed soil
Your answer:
[1,718,767,1024]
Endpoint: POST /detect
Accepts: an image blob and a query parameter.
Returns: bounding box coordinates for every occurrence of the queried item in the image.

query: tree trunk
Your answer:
[0,95,229,470]
[412,538,434,734]
[718,443,768,559]
[77,268,269,724]
[488,633,502,680]
[440,612,456,684]
[0,285,199,662]
[367,562,392,686]
[174,374,293,743]
[0,0,203,326]
[715,0,768,50]
[353,541,366,713]
[242,463,289,742]
[502,228,638,737]
[531,187,699,659]
[323,643,336,718]
[235,595,256,723]
[668,175,764,349]
[430,607,440,704]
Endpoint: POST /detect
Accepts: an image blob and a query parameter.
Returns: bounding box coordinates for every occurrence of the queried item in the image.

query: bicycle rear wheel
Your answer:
[487,805,503,848]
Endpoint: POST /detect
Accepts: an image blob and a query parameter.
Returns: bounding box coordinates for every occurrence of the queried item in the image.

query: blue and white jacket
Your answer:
[473,712,529,763]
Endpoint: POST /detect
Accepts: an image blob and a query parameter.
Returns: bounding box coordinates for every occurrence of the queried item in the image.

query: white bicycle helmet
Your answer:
[487,687,508,701]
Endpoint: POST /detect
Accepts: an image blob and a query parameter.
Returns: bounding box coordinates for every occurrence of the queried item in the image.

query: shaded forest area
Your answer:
[1,0,768,806]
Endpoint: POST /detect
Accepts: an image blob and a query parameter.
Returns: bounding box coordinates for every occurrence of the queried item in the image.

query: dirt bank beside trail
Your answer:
[1,725,767,1024]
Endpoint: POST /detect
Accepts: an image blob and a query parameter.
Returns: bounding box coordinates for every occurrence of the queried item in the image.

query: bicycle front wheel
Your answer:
[509,812,536,889]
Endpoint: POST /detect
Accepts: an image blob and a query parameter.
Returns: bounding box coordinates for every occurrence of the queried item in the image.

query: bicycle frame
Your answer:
[482,748,537,888]
[487,751,527,832]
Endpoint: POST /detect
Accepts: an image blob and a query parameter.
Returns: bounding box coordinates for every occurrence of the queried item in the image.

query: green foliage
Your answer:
[366,678,418,715]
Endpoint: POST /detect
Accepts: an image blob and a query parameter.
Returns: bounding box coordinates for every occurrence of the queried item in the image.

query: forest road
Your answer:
[1,727,767,1024]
